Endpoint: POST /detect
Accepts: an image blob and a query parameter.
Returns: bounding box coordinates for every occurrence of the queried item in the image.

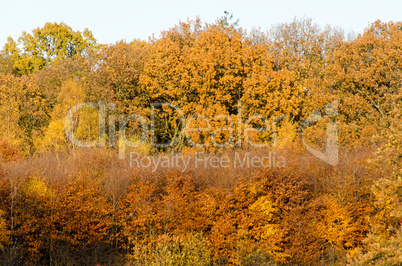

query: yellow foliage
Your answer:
[35,79,99,152]
[249,195,277,240]
[312,196,355,249]
[24,176,49,198]
[0,209,9,250]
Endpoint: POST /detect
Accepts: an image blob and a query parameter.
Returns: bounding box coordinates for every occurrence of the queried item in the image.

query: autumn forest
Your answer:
[0,14,401,265]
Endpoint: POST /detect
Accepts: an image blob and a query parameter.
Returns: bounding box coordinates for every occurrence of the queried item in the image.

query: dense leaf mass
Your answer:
[0,16,401,265]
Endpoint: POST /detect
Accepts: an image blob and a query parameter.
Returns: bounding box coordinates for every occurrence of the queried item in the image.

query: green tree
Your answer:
[2,22,97,75]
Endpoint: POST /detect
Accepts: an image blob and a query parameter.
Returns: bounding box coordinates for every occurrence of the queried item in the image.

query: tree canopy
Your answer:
[2,22,97,75]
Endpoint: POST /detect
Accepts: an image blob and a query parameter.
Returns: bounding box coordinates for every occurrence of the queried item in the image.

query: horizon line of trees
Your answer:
[0,16,401,155]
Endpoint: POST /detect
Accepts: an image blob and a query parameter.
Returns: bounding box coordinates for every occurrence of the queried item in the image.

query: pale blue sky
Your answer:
[1,0,401,47]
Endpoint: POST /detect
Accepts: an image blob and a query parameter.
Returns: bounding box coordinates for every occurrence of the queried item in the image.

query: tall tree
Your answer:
[2,22,97,75]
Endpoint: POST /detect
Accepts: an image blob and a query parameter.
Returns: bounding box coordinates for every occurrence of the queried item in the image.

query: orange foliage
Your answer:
[0,17,400,265]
